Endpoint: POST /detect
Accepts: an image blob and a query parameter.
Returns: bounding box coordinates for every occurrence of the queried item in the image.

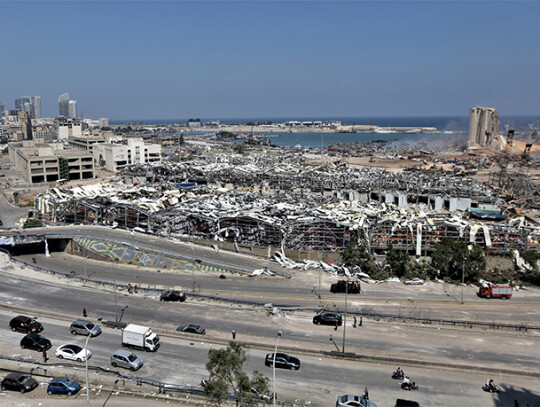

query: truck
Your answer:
[330,280,361,294]
[122,324,160,352]
[478,284,512,299]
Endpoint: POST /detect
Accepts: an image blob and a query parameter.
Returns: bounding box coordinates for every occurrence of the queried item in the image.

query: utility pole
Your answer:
[461,255,466,305]
[342,277,348,353]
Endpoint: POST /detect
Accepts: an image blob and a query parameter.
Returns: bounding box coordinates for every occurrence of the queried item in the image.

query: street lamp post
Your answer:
[84,333,92,407]
[272,330,282,407]
[342,277,348,353]
[461,255,466,304]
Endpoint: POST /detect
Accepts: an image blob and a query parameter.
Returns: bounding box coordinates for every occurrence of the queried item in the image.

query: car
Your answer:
[47,376,81,395]
[1,372,38,393]
[70,320,102,337]
[404,278,424,285]
[395,400,420,407]
[160,290,187,302]
[313,312,343,326]
[176,324,206,335]
[55,344,92,362]
[9,315,43,333]
[20,334,52,352]
[330,280,361,294]
[264,352,300,370]
[336,394,378,407]
[110,349,143,371]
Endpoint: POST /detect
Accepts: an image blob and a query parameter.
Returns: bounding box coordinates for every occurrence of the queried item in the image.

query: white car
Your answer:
[55,344,92,362]
[404,278,425,285]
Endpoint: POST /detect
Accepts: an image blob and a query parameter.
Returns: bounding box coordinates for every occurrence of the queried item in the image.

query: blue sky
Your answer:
[1,1,539,120]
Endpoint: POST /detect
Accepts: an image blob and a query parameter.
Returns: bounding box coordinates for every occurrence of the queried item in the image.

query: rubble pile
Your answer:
[34,153,540,253]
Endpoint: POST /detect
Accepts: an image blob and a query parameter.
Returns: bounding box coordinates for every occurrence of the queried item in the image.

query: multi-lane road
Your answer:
[1,225,540,406]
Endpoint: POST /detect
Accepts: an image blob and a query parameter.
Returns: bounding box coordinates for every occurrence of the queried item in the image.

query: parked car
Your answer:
[70,320,102,337]
[404,278,424,285]
[110,349,143,371]
[20,334,51,352]
[1,372,38,393]
[9,315,43,334]
[264,353,300,370]
[336,394,377,407]
[47,376,81,395]
[55,344,92,362]
[160,290,187,302]
[313,312,343,326]
[176,324,206,335]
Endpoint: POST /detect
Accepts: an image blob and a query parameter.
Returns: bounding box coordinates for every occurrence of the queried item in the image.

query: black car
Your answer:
[330,280,361,294]
[313,312,343,326]
[176,324,206,335]
[264,353,300,370]
[1,372,38,393]
[9,315,43,333]
[20,334,52,352]
[160,290,187,302]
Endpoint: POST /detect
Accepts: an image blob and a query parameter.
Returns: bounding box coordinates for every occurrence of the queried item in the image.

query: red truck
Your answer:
[478,284,513,299]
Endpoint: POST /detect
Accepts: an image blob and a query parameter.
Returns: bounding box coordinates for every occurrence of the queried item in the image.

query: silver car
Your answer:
[110,349,143,371]
[70,320,102,337]
[336,395,377,407]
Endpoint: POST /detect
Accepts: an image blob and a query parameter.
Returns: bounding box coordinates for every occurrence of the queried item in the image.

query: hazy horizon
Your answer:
[2,1,540,119]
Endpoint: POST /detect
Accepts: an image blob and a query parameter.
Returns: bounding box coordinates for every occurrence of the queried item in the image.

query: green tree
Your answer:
[431,238,485,283]
[205,341,270,406]
[385,244,410,278]
[340,244,385,279]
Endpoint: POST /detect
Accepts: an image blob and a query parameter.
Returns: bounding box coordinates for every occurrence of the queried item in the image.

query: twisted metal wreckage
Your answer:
[34,154,540,255]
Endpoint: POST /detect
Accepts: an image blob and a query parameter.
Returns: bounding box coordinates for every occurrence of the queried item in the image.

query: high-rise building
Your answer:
[59,93,70,117]
[68,100,77,118]
[0,101,5,123]
[31,96,42,119]
[15,96,42,119]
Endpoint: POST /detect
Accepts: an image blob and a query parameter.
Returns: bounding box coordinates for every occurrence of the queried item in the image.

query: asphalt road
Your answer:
[1,268,539,374]
[17,251,540,325]
[1,312,539,407]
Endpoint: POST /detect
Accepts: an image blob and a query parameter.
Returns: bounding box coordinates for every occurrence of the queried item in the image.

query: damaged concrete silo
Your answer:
[468,106,499,147]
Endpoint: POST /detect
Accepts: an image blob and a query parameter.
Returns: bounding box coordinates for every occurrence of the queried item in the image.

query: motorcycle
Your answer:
[482,384,500,393]
[392,371,405,379]
[401,382,419,391]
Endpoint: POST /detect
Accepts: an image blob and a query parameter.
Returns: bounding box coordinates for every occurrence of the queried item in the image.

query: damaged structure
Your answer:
[33,153,540,255]
[469,106,499,147]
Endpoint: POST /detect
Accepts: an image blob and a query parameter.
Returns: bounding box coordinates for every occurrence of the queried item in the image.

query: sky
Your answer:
[1,1,540,120]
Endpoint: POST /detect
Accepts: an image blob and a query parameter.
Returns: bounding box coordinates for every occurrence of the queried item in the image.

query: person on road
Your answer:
[353,316,357,328]
[232,330,236,340]
[363,387,369,400]
[83,307,87,318]
[42,351,48,363]
[334,321,338,331]
[403,376,410,388]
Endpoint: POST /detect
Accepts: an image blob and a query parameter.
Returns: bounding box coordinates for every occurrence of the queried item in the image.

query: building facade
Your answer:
[468,106,499,147]
[8,140,94,183]
[93,137,161,172]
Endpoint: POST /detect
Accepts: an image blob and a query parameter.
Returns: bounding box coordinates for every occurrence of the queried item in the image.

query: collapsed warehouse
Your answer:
[34,153,540,254]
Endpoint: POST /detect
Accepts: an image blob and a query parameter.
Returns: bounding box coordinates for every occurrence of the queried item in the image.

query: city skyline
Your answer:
[1,1,540,120]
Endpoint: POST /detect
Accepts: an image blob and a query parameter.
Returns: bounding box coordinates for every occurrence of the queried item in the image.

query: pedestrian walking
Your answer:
[359,316,363,327]
[232,330,236,340]
[353,316,357,328]
[363,387,369,400]
[42,351,48,363]
[83,307,87,318]
[128,283,133,294]
[134,284,138,293]
[334,321,338,331]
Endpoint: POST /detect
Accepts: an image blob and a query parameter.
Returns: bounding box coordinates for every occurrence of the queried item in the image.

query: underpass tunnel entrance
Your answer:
[1,238,71,257]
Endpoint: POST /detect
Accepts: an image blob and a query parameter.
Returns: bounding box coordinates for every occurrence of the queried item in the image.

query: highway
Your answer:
[1,225,540,406]
[1,312,539,407]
